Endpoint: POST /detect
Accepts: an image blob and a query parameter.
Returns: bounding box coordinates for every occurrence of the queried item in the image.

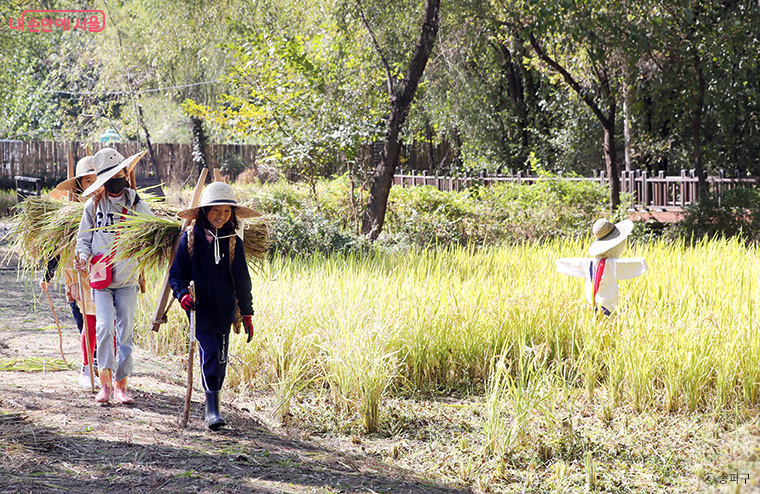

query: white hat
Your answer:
[81,148,146,197]
[588,219,634,257]
[177,182,261,220]
[55,156,96,193]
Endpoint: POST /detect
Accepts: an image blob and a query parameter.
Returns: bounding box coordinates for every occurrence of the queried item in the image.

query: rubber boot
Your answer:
[205,391,226,430]
[95,369,112,403]
[114,377,134,405]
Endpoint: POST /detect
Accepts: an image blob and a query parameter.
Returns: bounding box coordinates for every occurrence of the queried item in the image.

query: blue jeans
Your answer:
[94,285,138,382]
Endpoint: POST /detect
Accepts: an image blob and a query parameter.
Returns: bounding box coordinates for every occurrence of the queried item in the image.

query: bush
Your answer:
[220,155,249,181]
[268,208,364,257]
[383,177,617,247]
[234,175,627,254]
[0,189,16,217]
[669,187,760,242]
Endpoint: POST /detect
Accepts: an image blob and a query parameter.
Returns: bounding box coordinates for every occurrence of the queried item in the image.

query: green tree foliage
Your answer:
[185,14,386,195]
[1,0,759,205]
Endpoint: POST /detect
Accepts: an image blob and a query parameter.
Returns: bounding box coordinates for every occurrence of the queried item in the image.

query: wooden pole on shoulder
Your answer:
[150,168,208,331]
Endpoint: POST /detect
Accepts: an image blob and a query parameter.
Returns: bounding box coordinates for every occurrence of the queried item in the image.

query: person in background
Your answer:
[41,156,100,388]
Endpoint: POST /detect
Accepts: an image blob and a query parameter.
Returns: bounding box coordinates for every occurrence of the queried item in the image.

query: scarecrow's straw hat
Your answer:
[588,219,634,257]
[177,182,261,220]
[81,148,146,197]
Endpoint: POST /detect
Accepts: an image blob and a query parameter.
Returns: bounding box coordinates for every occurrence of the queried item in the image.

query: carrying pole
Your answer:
[76,271,96,393]
[180,281,196,427]
[150,168,208,331]
[42,287,67,365]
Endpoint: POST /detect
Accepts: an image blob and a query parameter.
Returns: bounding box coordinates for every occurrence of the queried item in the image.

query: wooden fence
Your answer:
[394,169,760,210]
[0,140,258,187]
[4,140,757,210]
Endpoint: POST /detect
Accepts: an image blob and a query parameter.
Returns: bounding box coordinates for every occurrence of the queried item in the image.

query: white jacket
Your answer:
[75,189,154,288]
[555,257,648,313]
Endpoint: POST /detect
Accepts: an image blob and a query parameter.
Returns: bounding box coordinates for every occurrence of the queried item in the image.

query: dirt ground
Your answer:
[0,221,468,494]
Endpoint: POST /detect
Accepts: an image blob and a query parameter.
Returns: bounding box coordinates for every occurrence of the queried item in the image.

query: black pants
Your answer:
[69,302,84,332]
[195,329,229,392]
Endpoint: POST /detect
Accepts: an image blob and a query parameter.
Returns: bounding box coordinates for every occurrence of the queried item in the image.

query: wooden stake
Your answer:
[67,148,75,181]
[42,288,67,365]
[180,281,196,428]
[150,168,208,331]
[76,271,96,393]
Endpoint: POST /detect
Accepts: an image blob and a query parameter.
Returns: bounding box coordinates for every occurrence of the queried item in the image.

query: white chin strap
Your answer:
[210,229,235,265]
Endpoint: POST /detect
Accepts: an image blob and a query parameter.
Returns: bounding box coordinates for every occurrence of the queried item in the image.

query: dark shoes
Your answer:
[205,391,226,430]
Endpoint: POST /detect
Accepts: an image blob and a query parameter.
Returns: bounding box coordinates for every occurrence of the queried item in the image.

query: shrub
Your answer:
[0,189,16,217]
[220,155,249,181]
[669,187,760,242]
[268,208,363,257]
[383,177,617,247]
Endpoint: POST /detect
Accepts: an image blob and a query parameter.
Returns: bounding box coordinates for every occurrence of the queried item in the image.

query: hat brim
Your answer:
[81,151,147,197]
[177,202,262,220]
[588,219,634,256]
[55,172,97,193]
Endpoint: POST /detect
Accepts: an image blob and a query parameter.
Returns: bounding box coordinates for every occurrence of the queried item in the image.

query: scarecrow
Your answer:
[555,219,648,315]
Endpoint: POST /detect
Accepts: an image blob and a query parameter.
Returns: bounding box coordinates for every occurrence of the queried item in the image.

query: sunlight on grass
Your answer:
[136,236,760,432]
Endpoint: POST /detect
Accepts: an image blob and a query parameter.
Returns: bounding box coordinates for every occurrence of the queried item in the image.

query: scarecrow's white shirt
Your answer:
[555,257,648,313]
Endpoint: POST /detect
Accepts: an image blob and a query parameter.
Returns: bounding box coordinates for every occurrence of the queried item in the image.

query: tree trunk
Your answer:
[191,116,208,175]
[603,119,620,211]
[527,32,621,211]
[136,105,158,177]
[691,57,708,199]
[361,0,441,239]
[425,117,436,170]
[623,79,635,171]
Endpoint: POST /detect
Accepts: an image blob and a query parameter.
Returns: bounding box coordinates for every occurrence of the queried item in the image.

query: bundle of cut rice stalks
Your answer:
[113,212,270,274]
[6,195,83,277]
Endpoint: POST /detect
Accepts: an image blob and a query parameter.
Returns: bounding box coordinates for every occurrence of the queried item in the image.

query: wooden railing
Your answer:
[393,169,760,210]
[0,140,259,187]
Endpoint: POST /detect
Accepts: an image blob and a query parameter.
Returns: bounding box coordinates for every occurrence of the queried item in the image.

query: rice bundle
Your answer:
[114,213,270,273]
[6,196,83,276]
[7,189,269,280]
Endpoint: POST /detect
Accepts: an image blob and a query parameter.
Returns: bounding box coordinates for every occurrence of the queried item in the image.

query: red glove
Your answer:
[243,315,254,343]
[180,293,196,311]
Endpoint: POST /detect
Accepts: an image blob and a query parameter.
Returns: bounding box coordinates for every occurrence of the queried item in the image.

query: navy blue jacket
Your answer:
[169,224,253,333]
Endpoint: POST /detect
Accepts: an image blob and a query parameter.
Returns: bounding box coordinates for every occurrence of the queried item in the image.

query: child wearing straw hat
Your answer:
[168,182,257,430]
[74,147,154,404]
[40,156,100,388]
[556,219,648,315]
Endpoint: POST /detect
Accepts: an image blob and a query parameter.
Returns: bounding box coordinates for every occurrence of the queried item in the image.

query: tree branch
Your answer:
[528,31,611,128]
[355,0,394,96]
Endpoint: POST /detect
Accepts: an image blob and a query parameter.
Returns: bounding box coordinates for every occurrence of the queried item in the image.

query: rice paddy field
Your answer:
[133,236,760,493]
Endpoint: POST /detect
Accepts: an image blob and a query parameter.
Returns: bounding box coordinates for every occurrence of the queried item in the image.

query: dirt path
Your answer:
[0,226,468,493]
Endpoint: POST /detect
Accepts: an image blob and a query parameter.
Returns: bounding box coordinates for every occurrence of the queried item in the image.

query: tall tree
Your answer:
[494,0,651,211]
[357,0,441,238]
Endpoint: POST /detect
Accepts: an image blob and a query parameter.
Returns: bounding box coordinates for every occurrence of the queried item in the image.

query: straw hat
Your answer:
[177,182,261,220]
[55,156,96,193]
[588,219,634,257]
[81,148,147,197]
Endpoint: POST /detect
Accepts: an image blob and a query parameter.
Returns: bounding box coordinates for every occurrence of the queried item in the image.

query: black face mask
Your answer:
[104,176,128,194]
